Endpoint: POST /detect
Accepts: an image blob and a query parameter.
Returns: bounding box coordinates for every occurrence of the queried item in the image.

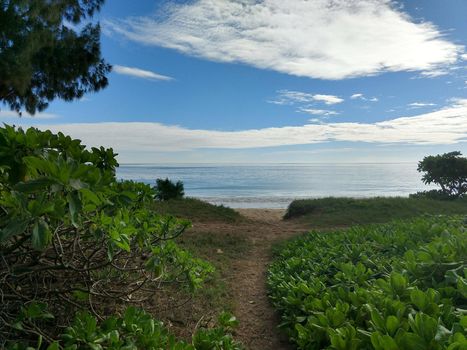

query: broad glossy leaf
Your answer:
[0,218,29,241]
[31,219,51,250]
[67,191,82,227]
[14,177,58,193]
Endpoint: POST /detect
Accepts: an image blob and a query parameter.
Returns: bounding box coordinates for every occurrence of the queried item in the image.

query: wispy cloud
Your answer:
[113,65,173,81]
[408,102,437,108]
[298,108,339,116]
[350,93,378,102]
[0,110,59,119]
[20,99,467,159]
[105,0,464,80]
[270,90,344,105]
[419,69,449,78]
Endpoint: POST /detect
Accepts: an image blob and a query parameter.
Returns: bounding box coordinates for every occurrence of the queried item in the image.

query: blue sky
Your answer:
[2,0,467,163]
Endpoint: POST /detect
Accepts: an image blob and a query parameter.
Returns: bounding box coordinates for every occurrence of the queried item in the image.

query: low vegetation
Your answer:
[152,197,243,223]
[268,216,467,350]
[284,197,467,227]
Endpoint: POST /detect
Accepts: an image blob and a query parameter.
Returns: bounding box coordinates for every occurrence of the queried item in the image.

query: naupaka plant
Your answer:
[0,125,214,347]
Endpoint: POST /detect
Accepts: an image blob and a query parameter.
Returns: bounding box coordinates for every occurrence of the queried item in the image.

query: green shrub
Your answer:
[154,178,185,201]
[152,197,242,223]
[8,307,242,350]
[409,189,454,200]
[0,125,239,348]
[268,216,467,350]
[283,197,467,227]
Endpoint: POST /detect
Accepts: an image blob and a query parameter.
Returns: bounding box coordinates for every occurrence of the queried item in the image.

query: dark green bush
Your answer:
[409,189,455,200]
[0,125,239,349]
[284,199,320,219]
[154,178,185,201]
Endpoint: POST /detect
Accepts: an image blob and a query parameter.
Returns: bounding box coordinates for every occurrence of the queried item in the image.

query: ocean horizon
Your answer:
[116,162,434,209]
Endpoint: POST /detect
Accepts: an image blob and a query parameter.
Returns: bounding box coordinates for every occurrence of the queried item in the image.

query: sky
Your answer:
[2,0,467,164]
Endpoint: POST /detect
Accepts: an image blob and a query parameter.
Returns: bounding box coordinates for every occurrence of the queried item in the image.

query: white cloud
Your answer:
[313,94,344,105]
[270,90,344,105]
[350,93,378,102]
[20,99,467,160]
[113,65,173,81]
[0,110,59,119]
[105,0,464,80]
[299,108,339,116]
[461,54,467,61]
[419,69,449,78]
[408,102,437,108]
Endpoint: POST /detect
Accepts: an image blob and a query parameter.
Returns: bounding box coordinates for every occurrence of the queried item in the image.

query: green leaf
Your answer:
[370,308,386,331]
[23,302,54,320]
[0,218,29,241]
[46,342,59,350]
[22,156,52,174]
[80,188,102,205]
[372,333,398,350]
[67,191,82,227]
[398,332,426,350]
[14,177,58,193]
[410,289,427,311]
[408,314,437,343]
[386,316,400,336]
[31,219,51,250]
[389,272,407,294]
[70,178,87,190]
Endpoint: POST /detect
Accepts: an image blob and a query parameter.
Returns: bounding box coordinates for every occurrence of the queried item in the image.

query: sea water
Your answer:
[116,163,433,209]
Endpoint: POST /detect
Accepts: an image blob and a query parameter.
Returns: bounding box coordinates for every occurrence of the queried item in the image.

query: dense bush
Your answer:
[409,190,453,201]
[0,125,238,349]
[283,197,467,227]
[268,216,467,349]
[154,178,185,201]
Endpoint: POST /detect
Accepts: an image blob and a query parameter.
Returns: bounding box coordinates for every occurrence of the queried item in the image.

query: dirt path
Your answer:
[191,209,310,349]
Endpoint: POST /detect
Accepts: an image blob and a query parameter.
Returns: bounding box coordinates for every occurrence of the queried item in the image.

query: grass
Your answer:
[150,229,249,339]
[178,230,249,312]
[152,227,249,340]
[152,197,242,223]
[284,196,467,227]
[147,197,247,339]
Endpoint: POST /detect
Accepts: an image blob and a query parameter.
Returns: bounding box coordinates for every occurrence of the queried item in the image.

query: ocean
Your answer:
[116,163,433,209]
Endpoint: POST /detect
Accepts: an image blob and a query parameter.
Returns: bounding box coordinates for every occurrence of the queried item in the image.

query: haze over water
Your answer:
[117,163,432,209]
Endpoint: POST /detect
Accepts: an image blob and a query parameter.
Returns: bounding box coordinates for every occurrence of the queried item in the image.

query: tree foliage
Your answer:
[154,178,185,201]
[417,151,467,198]
[0,125,240,348]
[0,0,111,114]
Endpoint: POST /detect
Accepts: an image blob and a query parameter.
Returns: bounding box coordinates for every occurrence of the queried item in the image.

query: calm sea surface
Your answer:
[116,163,432,209]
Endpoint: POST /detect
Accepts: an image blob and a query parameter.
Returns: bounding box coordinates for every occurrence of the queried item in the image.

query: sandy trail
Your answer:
[192,209,309,349]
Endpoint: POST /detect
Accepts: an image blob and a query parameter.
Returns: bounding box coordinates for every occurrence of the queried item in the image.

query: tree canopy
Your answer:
[0,0,111,114]
[417,151,467,198]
